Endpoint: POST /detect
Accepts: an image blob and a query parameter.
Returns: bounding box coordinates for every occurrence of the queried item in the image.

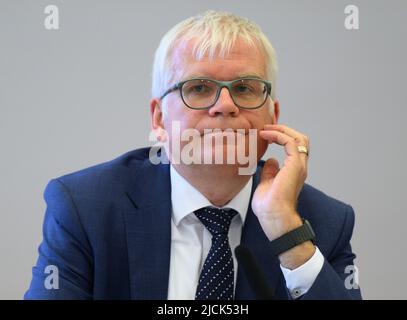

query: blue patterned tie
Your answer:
[194,207,238,300]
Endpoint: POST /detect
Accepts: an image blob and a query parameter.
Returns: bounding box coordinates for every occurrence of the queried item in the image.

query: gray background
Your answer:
[0,0,405,299]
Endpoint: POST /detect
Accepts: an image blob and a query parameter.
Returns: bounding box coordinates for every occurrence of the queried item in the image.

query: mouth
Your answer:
[200,128,250,136]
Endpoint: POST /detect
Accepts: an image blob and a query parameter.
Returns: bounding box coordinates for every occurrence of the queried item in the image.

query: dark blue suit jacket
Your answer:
[25,147,362,299]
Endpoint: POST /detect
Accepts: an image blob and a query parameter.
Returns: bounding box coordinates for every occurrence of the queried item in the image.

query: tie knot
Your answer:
[194,207,238,236]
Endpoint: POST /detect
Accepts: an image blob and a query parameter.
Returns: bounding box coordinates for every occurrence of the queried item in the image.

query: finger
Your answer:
[263,124,310,160]
[260,129,308,170]
[259,130,300,159]
[264,124,309,148]
[260,158,280,184]
[264,124,302,136]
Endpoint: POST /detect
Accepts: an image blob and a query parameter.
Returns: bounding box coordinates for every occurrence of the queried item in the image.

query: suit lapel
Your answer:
[123,157,172,299]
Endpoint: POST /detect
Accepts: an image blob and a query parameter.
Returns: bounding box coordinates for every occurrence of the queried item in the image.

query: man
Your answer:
[25,11,361,300]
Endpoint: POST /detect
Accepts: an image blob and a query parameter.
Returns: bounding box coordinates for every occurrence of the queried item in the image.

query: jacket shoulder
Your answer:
[53,147,151,191]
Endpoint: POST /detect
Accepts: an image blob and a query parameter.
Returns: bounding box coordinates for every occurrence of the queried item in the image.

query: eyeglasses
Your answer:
[159,77,272,110]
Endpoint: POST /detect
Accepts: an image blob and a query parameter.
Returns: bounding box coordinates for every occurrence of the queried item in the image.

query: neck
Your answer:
[173,164,251,207]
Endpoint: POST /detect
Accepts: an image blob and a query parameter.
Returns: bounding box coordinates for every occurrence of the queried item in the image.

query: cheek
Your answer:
[162,106,201,141]
[162,99,189,130]
[247,112,272,160]
[260,108,274,125]
[247,106,273,127]
[257,136,269,159]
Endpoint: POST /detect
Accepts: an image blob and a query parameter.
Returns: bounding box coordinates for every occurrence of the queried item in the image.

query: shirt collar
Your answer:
[170,165,253,226]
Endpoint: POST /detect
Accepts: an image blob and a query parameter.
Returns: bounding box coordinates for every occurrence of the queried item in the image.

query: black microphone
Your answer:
[235,245,275,300]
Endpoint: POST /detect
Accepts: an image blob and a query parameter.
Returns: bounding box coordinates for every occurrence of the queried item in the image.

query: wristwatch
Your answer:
[269,219,316,256]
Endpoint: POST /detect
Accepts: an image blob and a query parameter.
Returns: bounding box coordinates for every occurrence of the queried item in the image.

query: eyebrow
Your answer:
[182,73,264,81]
[235,73,263,79]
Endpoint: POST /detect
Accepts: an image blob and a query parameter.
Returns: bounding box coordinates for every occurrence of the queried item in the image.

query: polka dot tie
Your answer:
[194,207,238,300]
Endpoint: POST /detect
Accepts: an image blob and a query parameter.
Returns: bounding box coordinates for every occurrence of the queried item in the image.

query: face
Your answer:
[150,38,280,168]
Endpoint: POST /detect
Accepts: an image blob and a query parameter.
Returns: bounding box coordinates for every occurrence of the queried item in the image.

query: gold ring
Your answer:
[297,145,308,156]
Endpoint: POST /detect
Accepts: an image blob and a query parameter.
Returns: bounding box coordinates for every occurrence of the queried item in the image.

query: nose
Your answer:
[208,87,240,117]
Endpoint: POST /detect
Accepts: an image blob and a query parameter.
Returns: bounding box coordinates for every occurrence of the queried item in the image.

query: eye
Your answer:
[192,84,210,93]
[235,85,251,93]
[233,83,255,95]
[184,81,214,96]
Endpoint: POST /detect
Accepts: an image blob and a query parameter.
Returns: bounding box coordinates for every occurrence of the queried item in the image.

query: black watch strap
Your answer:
[269,219,315,256]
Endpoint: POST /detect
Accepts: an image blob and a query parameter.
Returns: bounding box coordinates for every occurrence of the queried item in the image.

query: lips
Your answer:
[200,128,250,136]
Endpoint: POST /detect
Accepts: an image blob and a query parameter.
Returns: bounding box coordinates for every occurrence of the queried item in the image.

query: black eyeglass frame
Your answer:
[159,77,272,110]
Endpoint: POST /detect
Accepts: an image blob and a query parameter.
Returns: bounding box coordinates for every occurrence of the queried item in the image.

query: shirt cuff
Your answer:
[280,246,324,299]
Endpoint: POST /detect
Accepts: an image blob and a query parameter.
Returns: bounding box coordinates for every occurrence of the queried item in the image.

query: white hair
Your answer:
[151,10,278,105]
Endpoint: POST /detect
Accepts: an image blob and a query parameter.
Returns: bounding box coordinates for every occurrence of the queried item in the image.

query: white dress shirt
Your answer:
[167,165,324,300]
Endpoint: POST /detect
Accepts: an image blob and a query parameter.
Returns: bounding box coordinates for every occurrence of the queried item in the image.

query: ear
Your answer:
[272,100,280,124]
[150,98,167,141]
[150,98,163,128]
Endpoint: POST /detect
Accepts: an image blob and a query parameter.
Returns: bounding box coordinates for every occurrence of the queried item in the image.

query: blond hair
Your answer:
[152,10,278,103]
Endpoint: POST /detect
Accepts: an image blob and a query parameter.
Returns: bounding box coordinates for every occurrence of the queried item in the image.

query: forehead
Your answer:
[171,38,267,81]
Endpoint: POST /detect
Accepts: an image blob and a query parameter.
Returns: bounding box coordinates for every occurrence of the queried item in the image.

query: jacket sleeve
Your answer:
[302,205,362,300]
[24,179,93,299]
